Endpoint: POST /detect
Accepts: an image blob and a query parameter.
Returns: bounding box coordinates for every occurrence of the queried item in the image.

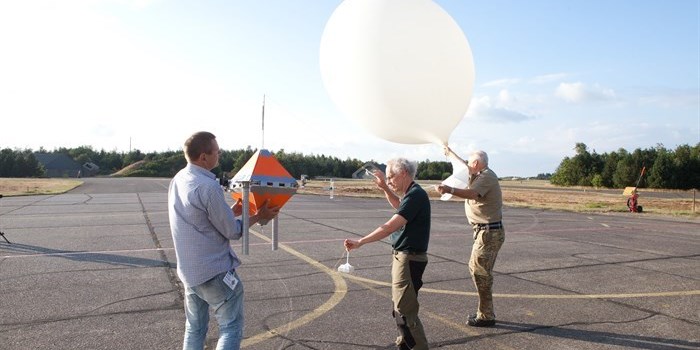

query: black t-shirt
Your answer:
[391,182,430,252]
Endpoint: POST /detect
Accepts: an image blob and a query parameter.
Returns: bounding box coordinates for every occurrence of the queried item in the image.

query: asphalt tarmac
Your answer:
[0,177,698,350]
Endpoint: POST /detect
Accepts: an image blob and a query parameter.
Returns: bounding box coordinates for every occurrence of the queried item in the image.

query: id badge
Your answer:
[223,270,239,291]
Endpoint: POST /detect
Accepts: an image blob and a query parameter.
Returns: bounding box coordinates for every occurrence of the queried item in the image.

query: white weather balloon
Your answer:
[320,0,474,145]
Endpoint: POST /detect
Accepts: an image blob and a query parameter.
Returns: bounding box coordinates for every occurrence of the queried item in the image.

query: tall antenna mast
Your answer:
[261,94,266,149]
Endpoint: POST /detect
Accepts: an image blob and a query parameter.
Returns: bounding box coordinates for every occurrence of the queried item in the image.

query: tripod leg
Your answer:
[0,194,8,243]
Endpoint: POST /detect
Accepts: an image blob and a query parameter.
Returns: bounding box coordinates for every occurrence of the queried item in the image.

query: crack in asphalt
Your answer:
[137,193,183,302]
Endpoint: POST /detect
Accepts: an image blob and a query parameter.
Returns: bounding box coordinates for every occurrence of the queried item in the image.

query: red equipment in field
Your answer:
[623,166,646,213]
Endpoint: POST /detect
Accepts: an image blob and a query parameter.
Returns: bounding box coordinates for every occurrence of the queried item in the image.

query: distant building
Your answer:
[34,153,84,178]
[352,162,386,179]
[81,162,100,177]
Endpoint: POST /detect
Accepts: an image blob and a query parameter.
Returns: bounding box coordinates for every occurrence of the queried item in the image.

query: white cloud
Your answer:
[530,73,570,84]
[555,82,616,103]
[482,78,520,88]
[466,95,535,123]
[497,89,515,104]
[637,88,700,108]
[513,136,537,147]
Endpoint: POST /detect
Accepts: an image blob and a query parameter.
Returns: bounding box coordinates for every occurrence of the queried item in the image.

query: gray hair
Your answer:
[386,158,418,179]
[471,150,489,166]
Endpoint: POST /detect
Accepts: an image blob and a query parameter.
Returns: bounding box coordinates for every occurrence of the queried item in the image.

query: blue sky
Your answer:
[1,0,698,176]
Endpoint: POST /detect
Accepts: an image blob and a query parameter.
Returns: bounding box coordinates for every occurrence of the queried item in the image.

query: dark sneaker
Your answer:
[467,315,496,327]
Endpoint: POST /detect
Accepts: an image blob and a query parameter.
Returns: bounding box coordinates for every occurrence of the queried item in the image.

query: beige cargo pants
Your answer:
[391,251,429,350]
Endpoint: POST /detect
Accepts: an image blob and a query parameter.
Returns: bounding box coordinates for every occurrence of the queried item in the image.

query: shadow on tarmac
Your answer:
[0,242,175,268]
[434,320,700,350]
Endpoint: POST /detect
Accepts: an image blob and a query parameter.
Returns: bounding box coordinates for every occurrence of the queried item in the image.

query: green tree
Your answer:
[600,150,621,187]
[613,155,637,188]
[647,149,673,189]
[98,150,125,174]
[0,148,44,177]
[671,144,700,190]
[550,157,576,186]
[551,143,601,186]
[67,146,97,165]
[123,150,145,166]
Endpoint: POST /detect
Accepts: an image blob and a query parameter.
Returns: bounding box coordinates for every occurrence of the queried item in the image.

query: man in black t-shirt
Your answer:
[345,158,431,350]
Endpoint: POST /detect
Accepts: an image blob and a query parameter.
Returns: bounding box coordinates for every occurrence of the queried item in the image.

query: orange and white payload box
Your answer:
[228,149,298,219]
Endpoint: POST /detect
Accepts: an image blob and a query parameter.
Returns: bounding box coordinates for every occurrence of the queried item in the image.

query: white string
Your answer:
[332,248,348,270]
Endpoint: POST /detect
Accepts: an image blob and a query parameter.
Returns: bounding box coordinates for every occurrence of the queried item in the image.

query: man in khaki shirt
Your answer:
[438,147,504,327]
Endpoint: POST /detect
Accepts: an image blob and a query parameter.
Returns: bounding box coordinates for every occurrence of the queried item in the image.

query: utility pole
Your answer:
[261,95,265,149]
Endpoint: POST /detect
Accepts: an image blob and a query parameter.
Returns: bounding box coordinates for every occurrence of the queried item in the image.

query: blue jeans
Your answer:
[183,270,244,350]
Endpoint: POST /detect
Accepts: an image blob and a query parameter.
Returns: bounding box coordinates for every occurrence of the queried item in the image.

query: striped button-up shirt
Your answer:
[168,164,242,288]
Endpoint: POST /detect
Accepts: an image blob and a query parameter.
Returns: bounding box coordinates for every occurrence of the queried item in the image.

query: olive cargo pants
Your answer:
[469,225,505,321]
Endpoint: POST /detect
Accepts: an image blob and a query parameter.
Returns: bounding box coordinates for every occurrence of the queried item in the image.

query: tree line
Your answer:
[2,142,698,190]
[550,142,699,190]
[0,146,453,181]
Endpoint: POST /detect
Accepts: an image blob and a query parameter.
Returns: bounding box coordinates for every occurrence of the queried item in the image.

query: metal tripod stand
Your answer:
[0,194,10,244]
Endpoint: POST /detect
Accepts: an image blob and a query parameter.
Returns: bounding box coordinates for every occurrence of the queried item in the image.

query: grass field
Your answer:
[0,178,82,196]
[299,178,699,217]
[1,178,697,217]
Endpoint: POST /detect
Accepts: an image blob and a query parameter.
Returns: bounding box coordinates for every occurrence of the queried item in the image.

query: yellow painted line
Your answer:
[335,265,487,340]
[241,230,348,348]
[422,310,481,337]
[237,238,484,346]
[422,310,520,350]
[238,233,697,348]
[491,290,700,299]
[342,274,700,299]
[343,268,516,347]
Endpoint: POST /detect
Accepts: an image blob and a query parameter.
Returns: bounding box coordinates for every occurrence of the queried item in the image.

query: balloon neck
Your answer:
[425,134,447,146]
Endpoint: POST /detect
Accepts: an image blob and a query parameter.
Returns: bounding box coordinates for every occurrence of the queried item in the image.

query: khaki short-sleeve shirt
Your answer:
[464,168,503,224]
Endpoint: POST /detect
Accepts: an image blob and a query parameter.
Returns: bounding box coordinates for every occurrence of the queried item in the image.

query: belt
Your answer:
[473,221,503,230]
[392,250,427,256]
